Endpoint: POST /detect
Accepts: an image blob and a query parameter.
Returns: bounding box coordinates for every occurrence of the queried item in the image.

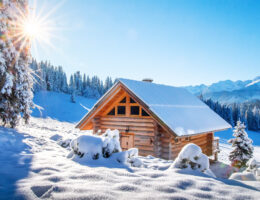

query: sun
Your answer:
[22,18,41,39]
[10,0,65,55]
[18,10,53,46]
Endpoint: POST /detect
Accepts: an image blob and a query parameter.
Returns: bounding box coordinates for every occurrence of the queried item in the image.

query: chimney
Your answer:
[142,78,153,83]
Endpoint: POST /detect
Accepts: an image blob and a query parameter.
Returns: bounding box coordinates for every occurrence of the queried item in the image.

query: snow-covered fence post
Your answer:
[213,137,220,161]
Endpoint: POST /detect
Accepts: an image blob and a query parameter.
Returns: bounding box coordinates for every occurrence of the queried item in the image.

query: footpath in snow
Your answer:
[0,117,260,199]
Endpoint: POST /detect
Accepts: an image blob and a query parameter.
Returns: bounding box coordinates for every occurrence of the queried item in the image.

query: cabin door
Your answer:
[120,132,134,151]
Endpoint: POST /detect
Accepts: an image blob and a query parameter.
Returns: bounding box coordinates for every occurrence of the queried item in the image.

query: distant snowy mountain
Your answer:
[185,76,260,104]
[246,76,260,87]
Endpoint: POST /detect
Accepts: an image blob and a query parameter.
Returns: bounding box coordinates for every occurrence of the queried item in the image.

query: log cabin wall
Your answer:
[169,132,214,160]
[98,116,156,156]
[156,125,173,160]
[92,90,158,157]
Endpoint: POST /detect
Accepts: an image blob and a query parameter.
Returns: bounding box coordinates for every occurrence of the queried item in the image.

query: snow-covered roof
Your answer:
[118,78,231,136]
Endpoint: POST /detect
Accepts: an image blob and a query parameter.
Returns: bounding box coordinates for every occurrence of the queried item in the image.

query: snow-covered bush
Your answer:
[70,135,103,160]
[58,138,72,148]
[68,129,142,167]
[228,121,254,168]
[171,143,215,177]
[114,148,142,167]
[246,158,260,177]
[101,129,122,158]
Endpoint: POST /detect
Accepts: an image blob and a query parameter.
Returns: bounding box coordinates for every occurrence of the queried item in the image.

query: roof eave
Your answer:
[177,126,231,137]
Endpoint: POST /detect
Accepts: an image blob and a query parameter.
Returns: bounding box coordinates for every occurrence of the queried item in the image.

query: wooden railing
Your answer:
[213,137,220,161]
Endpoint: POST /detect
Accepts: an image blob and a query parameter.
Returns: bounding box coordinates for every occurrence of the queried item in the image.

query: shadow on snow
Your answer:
[0,126,33,199]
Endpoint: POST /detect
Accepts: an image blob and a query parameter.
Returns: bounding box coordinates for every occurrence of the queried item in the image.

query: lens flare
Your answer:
[22,18,41,39]
[9,0,65,56]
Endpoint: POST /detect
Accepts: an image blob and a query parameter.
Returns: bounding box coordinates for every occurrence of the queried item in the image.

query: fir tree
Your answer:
[228,121,254,168]
[0,0,33,127]
[70,91,76,103]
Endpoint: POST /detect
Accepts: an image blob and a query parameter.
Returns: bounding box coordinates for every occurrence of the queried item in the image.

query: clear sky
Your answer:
[30,0,260,86]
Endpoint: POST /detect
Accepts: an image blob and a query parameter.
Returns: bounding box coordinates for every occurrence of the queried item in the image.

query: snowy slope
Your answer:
[32,91,97,122]
[1,117,260,199]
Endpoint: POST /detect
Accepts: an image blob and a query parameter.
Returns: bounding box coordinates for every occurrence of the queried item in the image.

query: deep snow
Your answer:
[0,117,260,199]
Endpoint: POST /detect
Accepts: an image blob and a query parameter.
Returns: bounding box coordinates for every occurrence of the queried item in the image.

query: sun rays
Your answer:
[10,0,65,57]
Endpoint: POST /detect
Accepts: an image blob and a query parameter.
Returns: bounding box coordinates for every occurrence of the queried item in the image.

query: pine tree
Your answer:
[0,0,33,127]
[70,91,76,103]
[228,121,254,168]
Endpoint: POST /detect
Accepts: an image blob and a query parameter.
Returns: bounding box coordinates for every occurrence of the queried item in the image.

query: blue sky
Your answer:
[30,0,260,86]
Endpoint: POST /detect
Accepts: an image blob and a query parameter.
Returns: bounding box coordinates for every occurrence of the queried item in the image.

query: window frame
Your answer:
[117,105,126,115]
[105,95,150,118]
[130,105,140,116]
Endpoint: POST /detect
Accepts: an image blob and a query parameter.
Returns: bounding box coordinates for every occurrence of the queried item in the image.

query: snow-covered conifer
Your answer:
[70,91,76,103]
[0,0,33,127]
[228,121,254,168]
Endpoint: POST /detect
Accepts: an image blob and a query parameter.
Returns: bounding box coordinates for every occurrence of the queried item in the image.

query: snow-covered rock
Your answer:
[229,172,257,181]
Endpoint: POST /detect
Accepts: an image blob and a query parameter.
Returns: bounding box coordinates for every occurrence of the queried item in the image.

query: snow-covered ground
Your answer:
[0,117,260,199]
[32,91,97,122]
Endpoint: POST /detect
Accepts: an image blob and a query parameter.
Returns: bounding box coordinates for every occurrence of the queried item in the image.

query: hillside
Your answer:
[32,91,97,123]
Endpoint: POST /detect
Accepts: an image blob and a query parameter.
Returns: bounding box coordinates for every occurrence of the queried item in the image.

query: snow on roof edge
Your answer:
[118,78,231,136]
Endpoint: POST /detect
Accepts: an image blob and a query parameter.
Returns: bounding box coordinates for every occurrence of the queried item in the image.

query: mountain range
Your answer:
[185,76,260,104]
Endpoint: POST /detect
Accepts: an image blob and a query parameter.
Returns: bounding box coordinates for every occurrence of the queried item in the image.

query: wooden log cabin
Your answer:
[76,78,231,160]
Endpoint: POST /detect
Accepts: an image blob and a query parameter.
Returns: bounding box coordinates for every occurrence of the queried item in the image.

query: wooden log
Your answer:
[100,121,154,128]
[100,124,154,132]
[101,117,153,123]
[135,145,154,151]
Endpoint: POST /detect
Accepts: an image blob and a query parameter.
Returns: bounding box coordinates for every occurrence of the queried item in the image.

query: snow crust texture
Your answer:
[0,118,260,200]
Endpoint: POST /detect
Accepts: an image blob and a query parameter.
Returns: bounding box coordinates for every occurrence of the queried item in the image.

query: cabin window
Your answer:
[117,106,126,115]
[107,107,115,116]
[119,97,126,103]
[141,109,149,116]
[131,106,140,115]
[130,98,136,103]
